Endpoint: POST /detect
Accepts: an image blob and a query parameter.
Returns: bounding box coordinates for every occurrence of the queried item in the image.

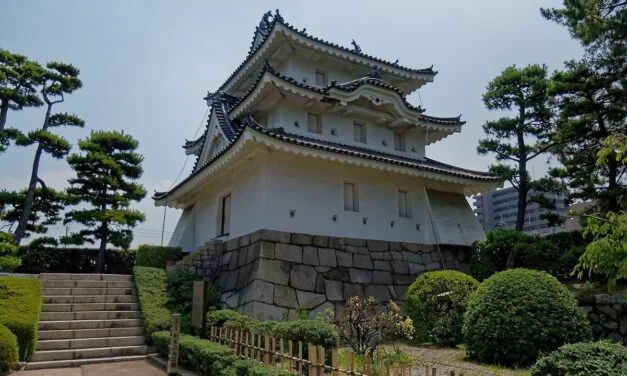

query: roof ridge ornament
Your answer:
[367,66,382,79]
[351,39,362,54]
[274,9,284,23]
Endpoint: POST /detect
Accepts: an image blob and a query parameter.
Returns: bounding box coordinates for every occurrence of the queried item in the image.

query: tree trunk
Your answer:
[0,101,8,131]
[97,222,108,273]
[515,111,529,232]
[597,115,619,212]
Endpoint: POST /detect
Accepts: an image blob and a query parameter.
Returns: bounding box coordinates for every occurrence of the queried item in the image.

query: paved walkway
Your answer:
[14,360,165,376]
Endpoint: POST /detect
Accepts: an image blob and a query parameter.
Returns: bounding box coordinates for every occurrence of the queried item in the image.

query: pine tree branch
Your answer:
[36,177,48,191]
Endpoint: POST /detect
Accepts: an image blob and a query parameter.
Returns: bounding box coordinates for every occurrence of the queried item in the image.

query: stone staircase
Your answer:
[26,273,147,370]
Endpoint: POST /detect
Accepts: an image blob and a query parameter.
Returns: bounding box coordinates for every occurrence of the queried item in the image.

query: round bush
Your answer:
[530,341,627,376]
[463,268,591,367]
[405,270,478,346]
[0,323,19,372]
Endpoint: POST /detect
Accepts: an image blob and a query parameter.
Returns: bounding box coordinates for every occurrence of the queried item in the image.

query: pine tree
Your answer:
[477,64,555,230]
[0,187,67,238]
[63,131,146,272]
[13,62,84,243]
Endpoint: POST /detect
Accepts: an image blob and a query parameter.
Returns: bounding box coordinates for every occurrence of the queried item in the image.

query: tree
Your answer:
[62,130,146,272]
[0,50,44,131]
[477,65,555,230]
[0,231,21,271]
[542,1,627,212]
[13,62,84,244]
[0,187,67,238]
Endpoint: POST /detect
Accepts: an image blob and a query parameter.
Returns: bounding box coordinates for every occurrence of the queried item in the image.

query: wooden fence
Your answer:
[209,326,469,376]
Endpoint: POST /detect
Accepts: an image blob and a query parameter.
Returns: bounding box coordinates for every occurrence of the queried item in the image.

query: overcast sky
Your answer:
[1,1,582,246]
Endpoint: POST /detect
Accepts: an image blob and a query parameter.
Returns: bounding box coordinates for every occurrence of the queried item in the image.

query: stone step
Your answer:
[41,273,133,281]
[37,336,146,351]
[42,302,139,312]
[43,295,136,304]
[42,280,134,289]
[39,319,142,331]
[31,345,147,362]
[40,311,141,321]
[43,287,136,296]
[39,327,143,340]
[25,355,148,370]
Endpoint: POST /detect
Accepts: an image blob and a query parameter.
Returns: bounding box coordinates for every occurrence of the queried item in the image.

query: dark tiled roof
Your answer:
[154,117,497,201]
[218,10,436,95]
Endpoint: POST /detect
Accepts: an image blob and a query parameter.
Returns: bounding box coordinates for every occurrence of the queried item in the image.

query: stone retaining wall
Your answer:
[580,293,626,345]
[171,229,469,321]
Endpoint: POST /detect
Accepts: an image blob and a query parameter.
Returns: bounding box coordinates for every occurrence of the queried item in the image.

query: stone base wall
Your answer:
[171,229,470,321]
[579,293,626,345]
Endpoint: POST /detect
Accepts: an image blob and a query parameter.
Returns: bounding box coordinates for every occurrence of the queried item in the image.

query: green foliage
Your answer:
[152,331,239,376]
[63,131,147,269]
[0,231,21,271]
[470,230,529,280]
[15,245,135,274]
[0,323,18,372]
[477,64,555,230]
[206,310,249,328]
[463,269,591,367]
[530,340,627,376]
[274,319,340,348]
[0,276,42,360]
[0,188,67,239]
[233,359,295,376]
[134,244,182,268]
[165,268,218,333]
[576,212,627,290]
[405,270,478,347]
[133,267,170,340]
[334,296,413,356]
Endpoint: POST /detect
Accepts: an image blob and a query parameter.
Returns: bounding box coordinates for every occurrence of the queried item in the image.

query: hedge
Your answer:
[165,268,218,333]
[135,245,182,268]
[0,276,42,360]
[405,270,478,346]
[152,331,239,376]
[234,359,296,376]
[530,341,627,376]
[0,323,18,372]
[16,247,135,274]
[463,269,591,367]
[133,267,171,340]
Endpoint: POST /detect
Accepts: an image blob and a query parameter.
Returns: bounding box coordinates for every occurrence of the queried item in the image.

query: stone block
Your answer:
[318,248,337,267]
[238,247,248,267]
[345,238,366,246]
[239,234,250,247]
[426,262,442,271]
[260,241,275,259]
[373,270,393,285]
[391,261,409,274]
[221,252,232,267]
[225,238,239,252]
[224,270,239,291]
[274,285,297,308]
[257,259,290,285]
[290,265,317,291]
[441,250,455,261]
[343,283,364,299]
[316,266,331,273]
[402,251,421,263]
[391,251,402,261]
[353,254,373,269]
[244,301,288,321]
[349,269,373,284]
[324,267,351,282]
[367,240,389,252]
[597,305,619,320]
[337,252,353,267]
[370,252,384,260]
[346,246,360,254]
[225,292,239,309]
[389,242,400,251]
[373,261,391,271]
[401,243,419,252]
[275,243,303,263]
[315,273,325,293]
[241,280,274,305]
[251,229,291,244]
[393,274,414,285]
[388,285,397,299]
[291,233,313,246]
[620,317,627,335]
[313,235,329,248]
[247,242,260,264]
[303,246,319,265]
[358,247,369,254]
[408,263,426,275]
[229,251,239,270]
[365,285,391,302]
[297,290,326,309]
[328,236,345,250]
[325,280,343,301]
[393,285,409,300]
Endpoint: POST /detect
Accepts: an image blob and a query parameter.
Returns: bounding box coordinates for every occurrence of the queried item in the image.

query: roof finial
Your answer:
[393,59,399,65]
[351,39,362,53]
[274,9,284,23]
[259,10,273,34]
[368,66,382,79]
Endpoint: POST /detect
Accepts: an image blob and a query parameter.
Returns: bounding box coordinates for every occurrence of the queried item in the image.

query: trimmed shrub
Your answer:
[274,320,339,348]
[152,331,238,376]
[234,359,296,376]
[206,310,250,328]
[135,245,182,268]
[470,230,529,281]
[0,276,42,361]
[165,269,218,333]
[0,232,21,272]
[0,323,18,372]
[133,267,170,339]
[463,269,591,367]
[530,341,627,376]
[405,270,478,346]
[16,246,135,274]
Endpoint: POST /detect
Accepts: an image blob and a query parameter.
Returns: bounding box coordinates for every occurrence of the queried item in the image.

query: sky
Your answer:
[0,0,583,246]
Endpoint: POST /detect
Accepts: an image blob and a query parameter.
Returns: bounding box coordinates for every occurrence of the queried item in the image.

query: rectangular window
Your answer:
[394,133,406,151]
[398,190,411,218]
[315,70,327,87]
[220,194,231,236]
[353,122,366,143]
[308,113,321,134]
[344,182,359,212]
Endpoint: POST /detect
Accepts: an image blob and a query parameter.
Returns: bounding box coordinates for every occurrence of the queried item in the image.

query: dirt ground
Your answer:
[13,360,165,376]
